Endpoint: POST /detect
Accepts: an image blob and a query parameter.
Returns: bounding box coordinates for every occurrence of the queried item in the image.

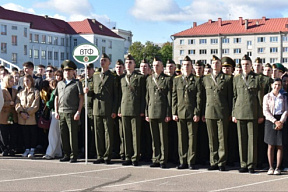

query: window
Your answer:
[41,50,46,59]
[270,58,278,63]
[102,39,106,43]
[54,52,58,60]
[94,38,98,46]
[1,25,7,35]
[222,49,229,54]
[12,53,17,63]
[199,39,207,44]
[61,52,65,60]
[283,58,288,63]
[34,50,39,59]
[262,58,266,63]
[48,36,52,44]
[235,59,241,64]
[34,34,39,43]
[257,37,265,42]
[270,36,278,42]
[247,51,252,56]
[108,40,112,49]
[211,49,218,54]
[102,47,106,54]
[12,26,17,30]
[1,43,7,53]
[199,49,207,54]
[191,60,196,64]
[24,45,27,55]
[210,39,218,44]
[12,35,17,46]
[258,47,265,53]
[222,38,229,44]
[54,37,58,45]
[283,36,288,42]
[234,38,241,43]
[48,51,52,60]
[200,60,207,64]
[180,50,184,55]
[180,39,184,45]
[29,49,32,58]
[188,39,195,44]
[270,47,278,53]
[24,28,27,37]
[30,34,32,42]
[283,47,288,52]
[234,48,241,54]
[188,50,195,55]
[61,38,65,46]
[42,35,46,43]
[247,41,252,46]
[73,39,77,46]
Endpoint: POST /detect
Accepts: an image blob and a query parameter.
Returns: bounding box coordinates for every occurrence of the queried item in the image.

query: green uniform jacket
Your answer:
[82,77,94,118]
[92,70,118,116]
[259,74,273,95]
[172,74,202,119]
[119,71,146,116]
[202,72,233,119]
[232,71,263,120]
[146,72,172,119]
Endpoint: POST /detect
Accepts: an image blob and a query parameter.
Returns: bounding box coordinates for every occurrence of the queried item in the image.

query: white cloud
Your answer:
[130,0,288,23]
[2,3,36,14]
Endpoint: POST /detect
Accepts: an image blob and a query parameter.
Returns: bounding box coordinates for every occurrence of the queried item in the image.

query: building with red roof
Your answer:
[172,17,288,67]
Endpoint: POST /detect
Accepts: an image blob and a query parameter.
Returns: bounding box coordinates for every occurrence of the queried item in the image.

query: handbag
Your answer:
[38,106,51,129]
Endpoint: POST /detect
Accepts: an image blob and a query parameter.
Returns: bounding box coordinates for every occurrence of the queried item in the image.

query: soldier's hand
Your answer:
[201,116,206,122]
[232,117,237,123]
[145,117,150,122]
[165,117,171,122]
[74,111,80,120]
[55,112,60,120]
[258,117,264,124]
[118,113,122,117]
[173,115,179,122]
[111,113,117,119]
[83,87,89,94]
[193,115,200,122]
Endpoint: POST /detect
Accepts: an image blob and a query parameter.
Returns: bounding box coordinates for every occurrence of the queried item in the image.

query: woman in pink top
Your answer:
[263,78,288,175]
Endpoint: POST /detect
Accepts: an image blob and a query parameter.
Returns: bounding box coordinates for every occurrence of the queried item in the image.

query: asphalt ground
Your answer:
[1,155,288,191]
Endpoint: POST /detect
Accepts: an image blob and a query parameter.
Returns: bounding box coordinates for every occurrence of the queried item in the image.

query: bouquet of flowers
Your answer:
[7,112,14,124]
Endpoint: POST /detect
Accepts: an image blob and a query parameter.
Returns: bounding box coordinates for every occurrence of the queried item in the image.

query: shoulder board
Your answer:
[111,72,116,76]
[94,72,100,75]
[195,76,200,78]
[234,74,241,77]
[175,75,182,79]
[204,74,211,76]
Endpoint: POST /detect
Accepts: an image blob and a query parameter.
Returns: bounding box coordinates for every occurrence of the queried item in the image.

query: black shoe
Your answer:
[121,156,125,160]
[150,162,160,167]
[2,150,8,156]
[208,165,219,171]
[60,156,70,162]
[93,159,104,164]
[122,160,132,166]
[219,166,226,171]
[238,167,248,173]
[132,161,139,166]
[248,168,255,174]
[105,160,112,164]
[70,158,77,163]
[177,164,188,169]
[160,163,167,169]
[189,164,196,170]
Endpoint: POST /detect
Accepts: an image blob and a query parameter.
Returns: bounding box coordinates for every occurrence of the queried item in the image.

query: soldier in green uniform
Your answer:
[234,63,242,76]
[232,55,264,173]
[146,56,172,168]
[55,60,84,163]
[172,56,202,169]
[202,56,233,171]
[204,64,212,75]
[119,55,145,166]
[92,53,118,164]
[194,61,204,77]
[263,63,272,78]
[272,64,280,79]
[175,64,182,76]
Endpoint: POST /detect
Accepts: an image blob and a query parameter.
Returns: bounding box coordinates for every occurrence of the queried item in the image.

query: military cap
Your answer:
[87,63,94,69]
[62,60,77,70]
[166,59,175,64]
[195,60,204,66]
[212,55,221,61]
[275,63,286,72]
[221,56,235,68]
[205,64,211,69]
[254,57,262,63]
[183,55,191,62]
[265,63,272,68]
[235,63,242,68]
[116,59,124,66]
[141,58,148,63]
[241,54,252,62]
[153,56,162,62]
[175,64,181,72]
[101,53,110,61]
[125,54,135,61]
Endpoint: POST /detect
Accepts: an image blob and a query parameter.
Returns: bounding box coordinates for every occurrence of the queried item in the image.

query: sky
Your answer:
[2,0,288,44]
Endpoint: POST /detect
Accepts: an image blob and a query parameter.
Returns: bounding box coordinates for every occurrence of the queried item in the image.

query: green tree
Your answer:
[142,41,161,64]
[159,42,173,65]
[128,41,144,67]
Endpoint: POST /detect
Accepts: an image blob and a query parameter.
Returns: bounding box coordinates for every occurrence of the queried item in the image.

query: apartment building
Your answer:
[172,17,288,66]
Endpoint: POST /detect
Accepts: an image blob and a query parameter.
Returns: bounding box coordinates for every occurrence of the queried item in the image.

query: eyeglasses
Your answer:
[46,70,53,73]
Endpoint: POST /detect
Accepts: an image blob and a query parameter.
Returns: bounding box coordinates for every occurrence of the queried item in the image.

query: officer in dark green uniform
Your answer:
[234,63,242,76]
[204,64,212,75]
[120,54,145,166]
[92,53,118,164]
[194,60,204,77]
[146,56,172,168]
[55,60,84,163]
[202,55,233,171]
[172,56,202,169]
[232,55,264,173]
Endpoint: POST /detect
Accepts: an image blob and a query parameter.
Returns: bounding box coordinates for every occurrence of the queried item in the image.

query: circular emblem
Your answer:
[84,56,89,62]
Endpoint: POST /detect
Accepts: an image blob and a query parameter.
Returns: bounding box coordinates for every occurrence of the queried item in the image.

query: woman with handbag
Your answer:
[15,74,40,158]
[263,78,288,175]
[0,75,18,156]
